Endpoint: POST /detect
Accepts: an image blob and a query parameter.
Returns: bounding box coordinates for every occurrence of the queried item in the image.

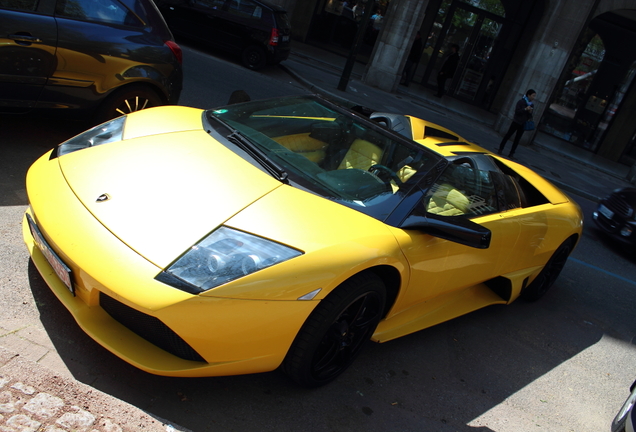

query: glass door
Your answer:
[415,0,505,105]
[425,5,477,89]
[454,17,503,102]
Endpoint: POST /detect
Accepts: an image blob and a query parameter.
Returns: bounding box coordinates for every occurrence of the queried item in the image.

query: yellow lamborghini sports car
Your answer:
[23,96,583,387]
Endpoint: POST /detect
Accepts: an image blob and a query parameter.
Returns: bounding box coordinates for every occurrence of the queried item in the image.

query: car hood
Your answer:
[58,112,282,268]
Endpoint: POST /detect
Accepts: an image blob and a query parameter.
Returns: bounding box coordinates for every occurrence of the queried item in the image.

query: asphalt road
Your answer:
[1,44,635,432]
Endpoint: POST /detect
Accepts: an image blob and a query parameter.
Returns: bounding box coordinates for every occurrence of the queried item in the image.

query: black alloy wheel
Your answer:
[282,272,386,387]
[521,239,574,301]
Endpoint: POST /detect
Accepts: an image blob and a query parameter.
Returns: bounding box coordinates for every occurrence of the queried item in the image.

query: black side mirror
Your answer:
[400,213,491,249]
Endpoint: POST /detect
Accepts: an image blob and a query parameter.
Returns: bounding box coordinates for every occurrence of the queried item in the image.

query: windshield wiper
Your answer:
[226,131,289,183]
[206,114,288,183]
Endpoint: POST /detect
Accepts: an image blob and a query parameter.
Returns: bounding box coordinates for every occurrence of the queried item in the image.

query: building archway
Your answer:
[540,9,636,165]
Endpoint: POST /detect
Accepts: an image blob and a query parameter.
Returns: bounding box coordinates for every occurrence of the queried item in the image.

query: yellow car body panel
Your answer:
[121,105,205,139]
[217,184,408,300]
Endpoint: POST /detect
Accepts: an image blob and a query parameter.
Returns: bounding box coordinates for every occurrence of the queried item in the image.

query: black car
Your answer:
[612,380,636,432]
[1,0,183,123]
[592,188,636,248]
[156,0,291,70]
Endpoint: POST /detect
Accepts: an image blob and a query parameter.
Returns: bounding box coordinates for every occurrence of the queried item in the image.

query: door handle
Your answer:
[9,34,43,45]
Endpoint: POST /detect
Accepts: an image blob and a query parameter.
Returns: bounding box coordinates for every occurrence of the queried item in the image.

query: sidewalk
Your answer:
[0,345,189,432]
[281,41,634,202]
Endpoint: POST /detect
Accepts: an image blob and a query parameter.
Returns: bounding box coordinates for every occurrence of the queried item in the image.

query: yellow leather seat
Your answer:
[427,184,470,216]
[338,139,383,171]
[273,133,328,164]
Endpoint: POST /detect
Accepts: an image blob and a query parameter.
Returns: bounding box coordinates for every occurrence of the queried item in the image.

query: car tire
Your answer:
[521,239,574,301]
[282,272,386,388]
[96,85,163,124]
[242,45,267,70]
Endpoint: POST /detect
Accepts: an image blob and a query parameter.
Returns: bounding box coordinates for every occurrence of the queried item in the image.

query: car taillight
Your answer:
[269,28,279,46]
[165,40,183,64]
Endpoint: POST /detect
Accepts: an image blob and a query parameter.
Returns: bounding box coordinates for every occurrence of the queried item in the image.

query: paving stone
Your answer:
[22,393,64,419]
[0,347,190,431]
[55,406,96,429]
[0,335,48,363]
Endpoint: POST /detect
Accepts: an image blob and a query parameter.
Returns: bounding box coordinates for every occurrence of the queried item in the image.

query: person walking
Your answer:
[498,89,536,158]
[435,44,459,97]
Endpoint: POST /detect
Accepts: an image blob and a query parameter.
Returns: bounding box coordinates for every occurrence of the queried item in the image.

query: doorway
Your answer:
[413,0,507,107]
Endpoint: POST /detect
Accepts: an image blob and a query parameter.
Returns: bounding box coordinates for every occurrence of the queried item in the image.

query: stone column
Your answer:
[363,0,429,92]
[495,0,595,146]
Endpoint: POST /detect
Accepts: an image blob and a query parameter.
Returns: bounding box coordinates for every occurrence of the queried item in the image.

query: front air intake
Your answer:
[100,293,206,363]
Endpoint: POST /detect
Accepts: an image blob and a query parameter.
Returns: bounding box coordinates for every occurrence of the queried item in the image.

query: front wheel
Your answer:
[282,272,386,387]
[96,85,162,123]
[521,239,574,301]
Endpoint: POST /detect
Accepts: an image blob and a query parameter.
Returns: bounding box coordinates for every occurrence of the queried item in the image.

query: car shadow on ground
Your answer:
[28,254,622,432]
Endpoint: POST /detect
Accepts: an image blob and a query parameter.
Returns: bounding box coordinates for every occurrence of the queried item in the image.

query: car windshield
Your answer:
[205,96,442,220]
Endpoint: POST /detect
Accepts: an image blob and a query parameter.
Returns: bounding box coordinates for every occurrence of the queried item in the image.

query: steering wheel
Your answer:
[369,164,403,186]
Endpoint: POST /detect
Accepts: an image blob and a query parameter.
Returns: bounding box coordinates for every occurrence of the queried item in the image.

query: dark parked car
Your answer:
[0,0,183,123]
[612,380,636,432]
[592,188,636,248]
[156,0,291,70]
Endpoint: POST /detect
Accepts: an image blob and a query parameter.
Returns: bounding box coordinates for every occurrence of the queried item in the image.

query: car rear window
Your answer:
[274,11,290,31]
[55,0,144,27]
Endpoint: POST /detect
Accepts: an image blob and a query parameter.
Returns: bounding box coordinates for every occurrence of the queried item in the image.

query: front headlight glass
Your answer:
[56,116,125,157]
[164,226,302,292]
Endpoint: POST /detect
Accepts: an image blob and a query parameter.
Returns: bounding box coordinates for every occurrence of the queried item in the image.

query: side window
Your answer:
[227,0,265,21]
[491,172,523,211]
[0,0,38,11]
[425,159,500,218]
[55,0,143,27]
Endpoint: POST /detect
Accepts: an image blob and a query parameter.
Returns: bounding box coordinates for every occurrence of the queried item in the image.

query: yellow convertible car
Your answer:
[23,96,583,387]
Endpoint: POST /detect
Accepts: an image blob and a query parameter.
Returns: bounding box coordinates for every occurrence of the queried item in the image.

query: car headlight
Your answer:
[158,226,303,293]
[55,117,125,157]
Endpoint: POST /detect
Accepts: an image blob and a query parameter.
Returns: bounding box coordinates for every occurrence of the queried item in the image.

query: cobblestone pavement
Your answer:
[0,347,186,432]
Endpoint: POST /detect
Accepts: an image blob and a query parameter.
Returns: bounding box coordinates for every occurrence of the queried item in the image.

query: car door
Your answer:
[0,0,58,113]
[390,155,545,313]
[37,0,162,111]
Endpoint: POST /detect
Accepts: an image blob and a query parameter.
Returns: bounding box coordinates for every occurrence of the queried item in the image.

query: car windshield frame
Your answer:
[205,95,444,221]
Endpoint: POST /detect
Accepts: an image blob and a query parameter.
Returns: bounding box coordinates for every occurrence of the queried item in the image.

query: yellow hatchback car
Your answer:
[23,96,583,387]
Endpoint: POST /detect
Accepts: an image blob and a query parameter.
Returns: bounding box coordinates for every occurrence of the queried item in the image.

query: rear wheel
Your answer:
[242,45,267,70]
[96,85,162,123]
[282,272,386,387]
[521,239,574,301]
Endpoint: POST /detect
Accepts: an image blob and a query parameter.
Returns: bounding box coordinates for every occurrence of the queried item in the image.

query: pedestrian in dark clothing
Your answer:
[435,44,459,97]
[400,31,423,86]
[498,89,537,158]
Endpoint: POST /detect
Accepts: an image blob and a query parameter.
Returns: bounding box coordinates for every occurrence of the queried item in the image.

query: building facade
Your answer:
[270,0,636,167]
